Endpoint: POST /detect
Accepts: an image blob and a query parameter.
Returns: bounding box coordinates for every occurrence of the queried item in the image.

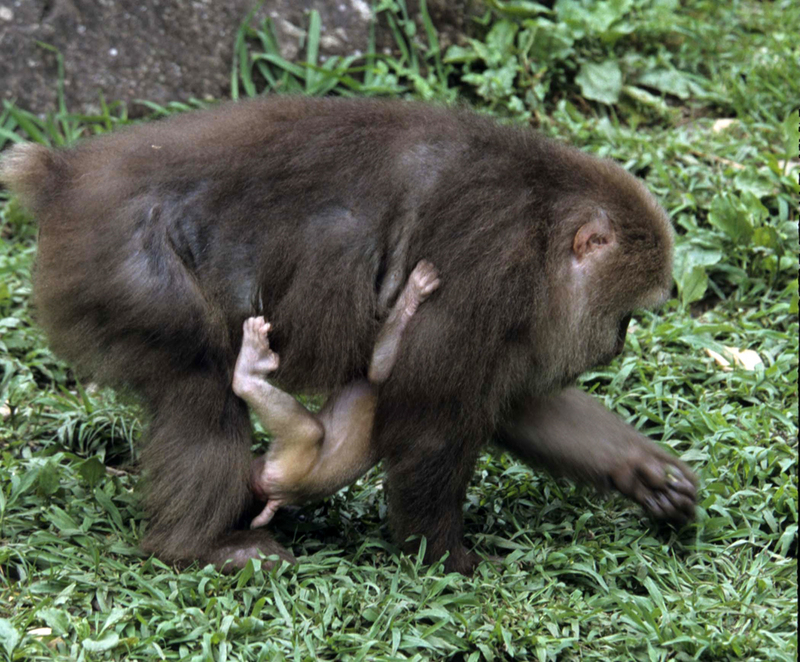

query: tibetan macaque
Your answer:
[0,97,697,574]
[234,260,440,528]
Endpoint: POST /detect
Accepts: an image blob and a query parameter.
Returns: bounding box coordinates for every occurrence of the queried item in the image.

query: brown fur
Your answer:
[0,98,690,573]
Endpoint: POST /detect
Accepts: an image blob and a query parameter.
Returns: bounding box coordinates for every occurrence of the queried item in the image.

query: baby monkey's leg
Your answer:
[368,260,440,384]
[237,260,440,528]
[233,318,325,526]
[303,260,441,500]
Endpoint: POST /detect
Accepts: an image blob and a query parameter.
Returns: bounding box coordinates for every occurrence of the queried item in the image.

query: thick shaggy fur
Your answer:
[1,98,676,572]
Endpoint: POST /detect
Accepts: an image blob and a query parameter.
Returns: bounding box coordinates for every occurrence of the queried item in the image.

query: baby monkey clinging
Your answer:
[234,260,440,528]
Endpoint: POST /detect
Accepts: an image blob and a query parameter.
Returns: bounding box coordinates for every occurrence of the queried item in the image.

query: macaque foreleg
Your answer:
[234,260,440,527]
[497,388,697,521]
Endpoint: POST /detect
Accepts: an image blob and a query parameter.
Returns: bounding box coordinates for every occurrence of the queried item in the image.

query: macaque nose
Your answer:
[613,314,632,357]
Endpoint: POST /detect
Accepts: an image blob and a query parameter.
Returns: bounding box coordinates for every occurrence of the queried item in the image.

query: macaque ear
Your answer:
[572,210,616,262]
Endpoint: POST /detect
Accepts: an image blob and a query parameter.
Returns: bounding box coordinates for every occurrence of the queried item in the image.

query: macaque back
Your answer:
[0,98,692,573]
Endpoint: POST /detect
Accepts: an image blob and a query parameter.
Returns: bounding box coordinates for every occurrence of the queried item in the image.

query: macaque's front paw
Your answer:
[408,260,441,301]
[611,447,697,522]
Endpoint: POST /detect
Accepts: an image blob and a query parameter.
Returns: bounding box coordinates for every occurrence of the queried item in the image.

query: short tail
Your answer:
[0,142,65,213]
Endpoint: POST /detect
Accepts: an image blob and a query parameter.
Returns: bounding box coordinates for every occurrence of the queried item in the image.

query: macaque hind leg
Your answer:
[141,367,297,572]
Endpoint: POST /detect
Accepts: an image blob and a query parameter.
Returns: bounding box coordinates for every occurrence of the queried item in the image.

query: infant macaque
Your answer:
[233,260,440,527]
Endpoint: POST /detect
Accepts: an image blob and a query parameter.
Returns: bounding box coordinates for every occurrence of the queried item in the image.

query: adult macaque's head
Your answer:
[542,161,674,384]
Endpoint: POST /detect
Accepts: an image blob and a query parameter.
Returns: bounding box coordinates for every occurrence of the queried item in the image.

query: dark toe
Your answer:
[667,470,697,498]
[643,485,696,522]
[642,494,665,518]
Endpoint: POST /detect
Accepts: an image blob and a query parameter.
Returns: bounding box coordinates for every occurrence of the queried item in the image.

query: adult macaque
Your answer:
[0,97,696,574]
[234,260,440,528]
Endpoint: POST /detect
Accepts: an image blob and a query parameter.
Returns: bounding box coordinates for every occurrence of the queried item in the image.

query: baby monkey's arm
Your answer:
[233,260,440,528]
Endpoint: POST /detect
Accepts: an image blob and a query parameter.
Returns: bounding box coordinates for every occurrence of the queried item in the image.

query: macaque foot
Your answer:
[403,260,440,317]
[610,446,697,522]
[233,316,280,396]
[446,549,481,576]
[202,529,297,573]
[414,542,480,576]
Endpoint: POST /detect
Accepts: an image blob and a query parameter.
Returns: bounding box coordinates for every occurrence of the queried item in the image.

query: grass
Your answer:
[0,0,797,659]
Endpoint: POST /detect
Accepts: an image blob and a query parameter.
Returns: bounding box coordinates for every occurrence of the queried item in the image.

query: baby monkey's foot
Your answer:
[241,317,280,374]
[233,317,280,397]
[402,260,441,317]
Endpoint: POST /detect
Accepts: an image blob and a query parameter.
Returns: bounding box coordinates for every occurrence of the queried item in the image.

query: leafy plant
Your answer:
[232,0,457,102]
